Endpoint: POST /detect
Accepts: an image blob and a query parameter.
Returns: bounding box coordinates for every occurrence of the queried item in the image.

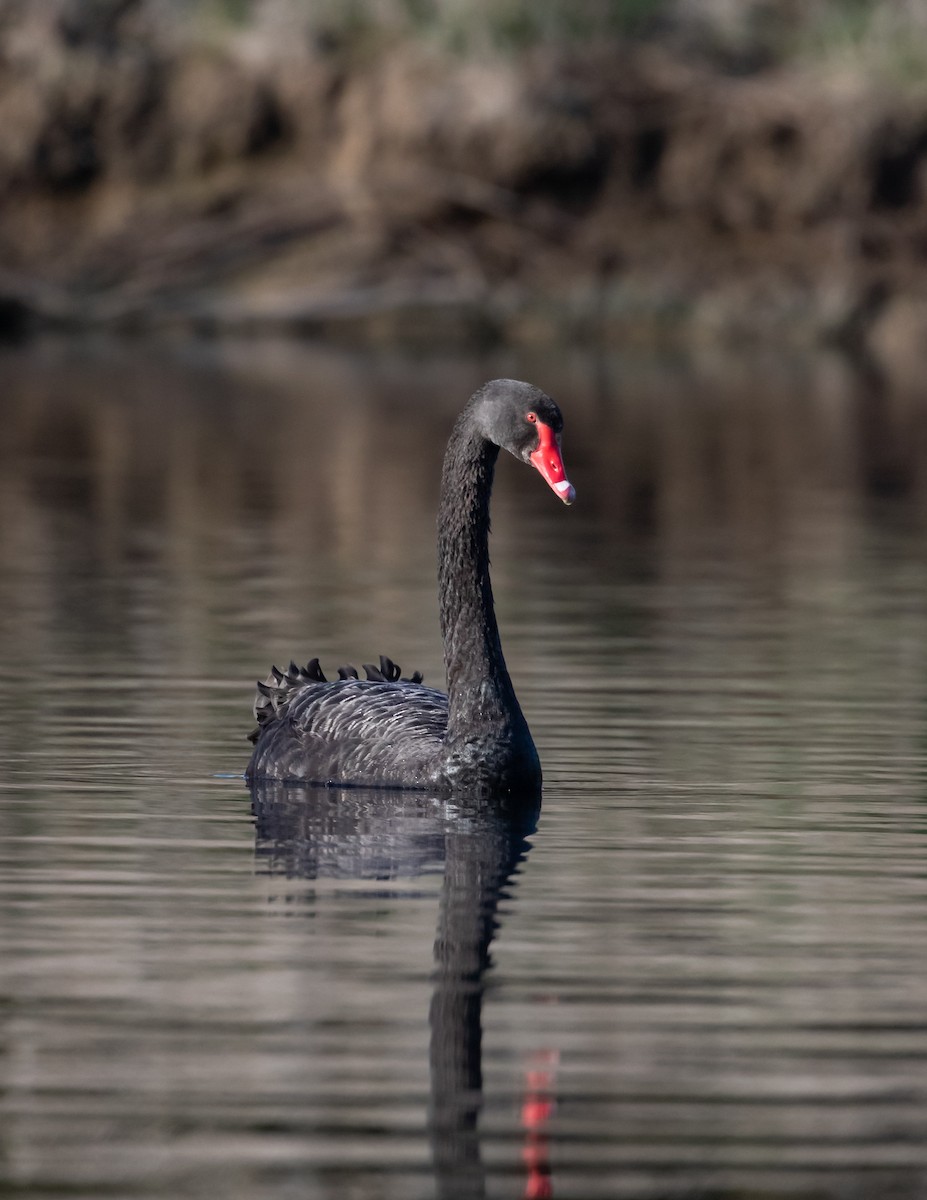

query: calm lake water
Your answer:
[1,335,927,1199]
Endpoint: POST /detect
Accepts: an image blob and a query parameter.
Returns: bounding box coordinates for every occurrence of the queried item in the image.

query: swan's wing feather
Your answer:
[246,665,445,787]
[379,656,401,682]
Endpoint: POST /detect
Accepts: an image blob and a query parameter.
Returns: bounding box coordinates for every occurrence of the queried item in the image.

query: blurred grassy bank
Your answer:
[3,0,927,359]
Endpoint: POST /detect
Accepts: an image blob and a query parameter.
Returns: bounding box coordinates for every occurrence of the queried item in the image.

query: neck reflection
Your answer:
[250,781,543,1200]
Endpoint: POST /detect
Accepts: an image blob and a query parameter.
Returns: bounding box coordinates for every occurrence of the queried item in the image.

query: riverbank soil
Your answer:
[2,3,927,357]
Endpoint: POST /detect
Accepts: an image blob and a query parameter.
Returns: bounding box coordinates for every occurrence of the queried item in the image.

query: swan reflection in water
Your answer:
[250,780,553,1199]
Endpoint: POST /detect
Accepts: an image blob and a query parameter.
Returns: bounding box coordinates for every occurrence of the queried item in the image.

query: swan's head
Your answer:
[471,379,576,505]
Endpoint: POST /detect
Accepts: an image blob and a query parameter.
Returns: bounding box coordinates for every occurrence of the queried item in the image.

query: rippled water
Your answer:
[2,336,927,1199]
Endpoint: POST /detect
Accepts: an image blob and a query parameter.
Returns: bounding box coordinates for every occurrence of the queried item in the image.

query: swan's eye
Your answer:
[526,411,538,423]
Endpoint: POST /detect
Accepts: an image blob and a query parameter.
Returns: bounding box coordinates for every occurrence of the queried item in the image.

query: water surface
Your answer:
[1,337,927,1198]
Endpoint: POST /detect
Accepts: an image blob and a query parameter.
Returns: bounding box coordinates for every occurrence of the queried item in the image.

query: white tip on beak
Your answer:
[553,479,576,504]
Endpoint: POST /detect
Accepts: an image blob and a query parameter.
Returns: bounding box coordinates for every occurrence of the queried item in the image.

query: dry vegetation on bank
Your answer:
[3,0,927,356]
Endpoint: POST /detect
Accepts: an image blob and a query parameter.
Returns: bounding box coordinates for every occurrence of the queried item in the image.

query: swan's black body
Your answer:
[245,379,573,794]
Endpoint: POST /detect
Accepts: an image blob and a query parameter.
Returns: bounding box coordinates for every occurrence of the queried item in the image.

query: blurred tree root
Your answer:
[2,0,927,364]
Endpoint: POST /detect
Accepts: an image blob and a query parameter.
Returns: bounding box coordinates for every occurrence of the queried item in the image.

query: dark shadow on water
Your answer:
[250,780,543,1200]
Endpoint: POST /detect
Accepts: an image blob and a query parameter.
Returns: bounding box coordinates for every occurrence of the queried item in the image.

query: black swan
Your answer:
[246,379,574,793]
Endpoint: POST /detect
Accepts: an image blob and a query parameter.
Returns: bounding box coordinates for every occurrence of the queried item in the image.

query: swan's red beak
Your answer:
[530,422,575,504]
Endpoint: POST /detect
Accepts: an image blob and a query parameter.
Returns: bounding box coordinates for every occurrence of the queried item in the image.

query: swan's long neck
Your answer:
[437,417,525,743]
